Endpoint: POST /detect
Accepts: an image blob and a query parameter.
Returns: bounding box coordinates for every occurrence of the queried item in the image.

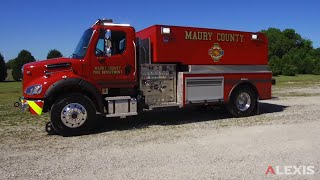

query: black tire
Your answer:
[227,86,257,117]
[50,93,96,136]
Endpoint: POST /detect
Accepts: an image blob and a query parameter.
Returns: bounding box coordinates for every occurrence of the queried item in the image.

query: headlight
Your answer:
[25,84,42,95]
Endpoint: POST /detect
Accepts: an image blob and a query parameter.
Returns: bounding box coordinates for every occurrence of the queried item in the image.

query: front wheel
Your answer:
[227,86,257,117]
[50,93,96,136]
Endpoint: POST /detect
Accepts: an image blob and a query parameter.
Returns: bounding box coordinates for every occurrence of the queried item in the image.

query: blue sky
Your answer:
[0,0,319,61]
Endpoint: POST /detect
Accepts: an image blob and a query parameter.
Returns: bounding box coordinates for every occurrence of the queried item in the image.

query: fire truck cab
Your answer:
[20,19,273,136]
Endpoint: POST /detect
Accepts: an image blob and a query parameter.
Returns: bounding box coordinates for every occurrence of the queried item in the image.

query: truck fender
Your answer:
[44,78,81,98]
[78,79,105,115]
[44,78,104,115]
[227,80,258,102]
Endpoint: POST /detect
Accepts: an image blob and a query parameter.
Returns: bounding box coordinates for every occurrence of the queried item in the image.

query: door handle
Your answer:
[125,65,131,75]
[98,57,106,63]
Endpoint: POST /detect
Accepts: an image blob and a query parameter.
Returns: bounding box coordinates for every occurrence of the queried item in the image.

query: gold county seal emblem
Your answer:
[208,43,224,62]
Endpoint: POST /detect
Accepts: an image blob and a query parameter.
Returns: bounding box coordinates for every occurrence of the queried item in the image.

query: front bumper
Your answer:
[20,97,44,115]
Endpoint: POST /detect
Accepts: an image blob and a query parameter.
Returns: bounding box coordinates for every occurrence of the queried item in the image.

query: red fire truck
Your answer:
[19,19,274,136]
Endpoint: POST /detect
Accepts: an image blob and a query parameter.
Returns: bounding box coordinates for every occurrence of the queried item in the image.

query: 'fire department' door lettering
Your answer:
[93,66,123,75]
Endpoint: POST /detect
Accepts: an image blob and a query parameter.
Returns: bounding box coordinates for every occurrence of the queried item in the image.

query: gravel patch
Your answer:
[1,86,320,180]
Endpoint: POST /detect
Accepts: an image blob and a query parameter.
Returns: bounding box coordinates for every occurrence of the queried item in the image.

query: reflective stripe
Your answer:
[27,101,43,115]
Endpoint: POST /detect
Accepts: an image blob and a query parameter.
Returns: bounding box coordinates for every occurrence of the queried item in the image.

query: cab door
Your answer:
[88,26,137,89]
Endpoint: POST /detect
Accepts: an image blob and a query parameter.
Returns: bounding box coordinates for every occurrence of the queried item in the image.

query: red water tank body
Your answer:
[136,25,268,65]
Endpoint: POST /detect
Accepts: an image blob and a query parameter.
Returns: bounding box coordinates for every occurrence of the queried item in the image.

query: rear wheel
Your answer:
[227,86,257,117]
[50,93,96,136]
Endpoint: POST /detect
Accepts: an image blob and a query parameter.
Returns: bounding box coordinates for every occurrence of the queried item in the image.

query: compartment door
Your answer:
[185,77,224,103]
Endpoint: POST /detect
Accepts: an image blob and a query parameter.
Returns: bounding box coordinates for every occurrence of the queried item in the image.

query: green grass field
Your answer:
[0,81,48,133]
[274,74,320,87]
[0,74,319,134]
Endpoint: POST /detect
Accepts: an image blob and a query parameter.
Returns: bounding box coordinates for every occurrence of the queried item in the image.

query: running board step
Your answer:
[147,102,180,110]
[106,112,138,118]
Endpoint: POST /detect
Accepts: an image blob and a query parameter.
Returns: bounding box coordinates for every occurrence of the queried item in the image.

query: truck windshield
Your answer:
[72,28,94,59]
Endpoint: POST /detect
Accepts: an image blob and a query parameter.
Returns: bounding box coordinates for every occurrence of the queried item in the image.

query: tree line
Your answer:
[1,27,320,81]
[0,49,63,81]
[262,28,320,76]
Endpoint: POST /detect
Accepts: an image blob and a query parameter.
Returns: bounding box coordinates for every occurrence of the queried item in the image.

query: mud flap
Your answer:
[253,98,260,115]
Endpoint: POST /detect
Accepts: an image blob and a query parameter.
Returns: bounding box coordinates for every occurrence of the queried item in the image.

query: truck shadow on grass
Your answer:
[92,102,288,134]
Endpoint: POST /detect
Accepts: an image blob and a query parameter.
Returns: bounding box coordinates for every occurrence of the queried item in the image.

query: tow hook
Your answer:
[14,101,20,107]
[14,97,22,107]
[45,122,57,135]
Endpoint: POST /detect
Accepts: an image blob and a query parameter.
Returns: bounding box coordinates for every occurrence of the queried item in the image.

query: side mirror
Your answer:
[105,29,111,40]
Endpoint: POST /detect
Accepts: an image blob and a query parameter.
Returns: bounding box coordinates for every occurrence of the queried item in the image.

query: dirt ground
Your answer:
[1,86,320,180]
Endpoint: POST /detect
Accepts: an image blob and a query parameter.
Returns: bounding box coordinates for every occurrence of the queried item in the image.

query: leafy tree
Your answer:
[313,48,320,58]
[262,27,320,75]
[302,56,315,74]
[0,52,7,81]
[283,29,302,52]
[290,55,303,74]
[12,50,36,81]
[261,28,288,58]
[6,59,15,69]
[313,58,320,75]
[268,56,282,76]
[282,64,298,76]
[281,54,291,65]
[300,39,313,53]
[47,49,63,59]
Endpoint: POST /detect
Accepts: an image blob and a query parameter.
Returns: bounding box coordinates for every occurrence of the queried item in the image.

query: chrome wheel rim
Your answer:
[236,92,251,112]
[61,103,87,128]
